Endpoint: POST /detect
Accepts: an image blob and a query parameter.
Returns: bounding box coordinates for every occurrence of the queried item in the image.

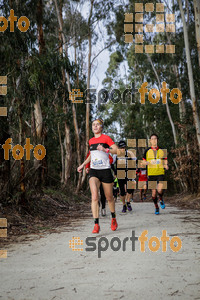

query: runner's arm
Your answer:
[141,148,150,167]
[163,158,169,170]
[109,144,118,155]
[77,154,91,172]
[97,143,118,155]
[142,159,149,166]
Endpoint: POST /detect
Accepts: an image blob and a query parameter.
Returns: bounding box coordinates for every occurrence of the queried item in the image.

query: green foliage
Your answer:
[100,0,199,193]
[0,0,199,198]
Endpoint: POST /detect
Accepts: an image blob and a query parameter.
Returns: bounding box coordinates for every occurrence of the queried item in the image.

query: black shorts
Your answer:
[89,168,114,183]
[148,175,164,183]
[118,179,134,196]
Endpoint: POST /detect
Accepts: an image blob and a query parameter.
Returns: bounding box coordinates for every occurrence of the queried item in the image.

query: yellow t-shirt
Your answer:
[143,147,167,176]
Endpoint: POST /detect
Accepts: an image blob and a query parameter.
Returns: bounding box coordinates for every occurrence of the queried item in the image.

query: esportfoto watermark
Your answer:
[1,138,46,160]
[0,218,7,259]
[0,9,30,32]
[0,75,7,116]
[69,230,182,258]
[124,2,176,54]
[69,82,182,105]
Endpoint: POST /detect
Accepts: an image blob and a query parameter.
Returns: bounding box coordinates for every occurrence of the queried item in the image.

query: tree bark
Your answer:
[81,0,94,187]
[54,0,72,184]
[0,119,11,204]
[178,0,200,148]
[146,54,178,146]
[54,0,82,187]
[58,122,65,183]
[86,0,94,155]
[17,100,26,209]
[165,32,186,121]
[194,0,200,67]
[35,0,47,187]
[74,40,82,192]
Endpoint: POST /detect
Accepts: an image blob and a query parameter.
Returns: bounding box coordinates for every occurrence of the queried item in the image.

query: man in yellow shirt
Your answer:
[142,134,168,215]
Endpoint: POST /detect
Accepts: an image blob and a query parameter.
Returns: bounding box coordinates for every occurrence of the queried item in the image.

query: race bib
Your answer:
[92,159,103,166]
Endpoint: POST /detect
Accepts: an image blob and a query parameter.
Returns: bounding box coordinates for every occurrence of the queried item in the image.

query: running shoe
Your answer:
[101,208,106,217]
[143,196,146,201]
[160,199,165,209]
[122,204,127,213]
[111,218,118,231]
[155,207,159,215]
[92,224,100,233]
[127,202,132,211]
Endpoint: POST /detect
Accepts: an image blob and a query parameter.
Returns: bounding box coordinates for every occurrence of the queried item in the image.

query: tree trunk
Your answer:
[35,0,47,187]
[34,99,43,139]
[55,0,82,186]
[86,0,94,154]
[58,0,71,185]
[0,119,11,204]
[36,0,45,55]
[178,0,200,148]
[164,1,186,121]
[146,54,189,192]
[74,41,82,192]
[18,102,26,209]
[58,122,65,183]
[81,0,94,187]
[194,0,200,67]
[172,157,186,191]
[173,64,186,121]
[33,98,43,186]
[146,54,178,146]
[64,123,71,183]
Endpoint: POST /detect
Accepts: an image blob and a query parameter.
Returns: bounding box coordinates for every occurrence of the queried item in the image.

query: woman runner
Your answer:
[77,118,118,233]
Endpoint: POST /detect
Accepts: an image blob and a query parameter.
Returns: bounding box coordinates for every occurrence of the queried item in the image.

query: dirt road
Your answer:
[0,202,200,300]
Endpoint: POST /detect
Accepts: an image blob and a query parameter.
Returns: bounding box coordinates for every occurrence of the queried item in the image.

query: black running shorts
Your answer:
[148,175,165,182]
[118,179,134,196]
[89,168,114,183]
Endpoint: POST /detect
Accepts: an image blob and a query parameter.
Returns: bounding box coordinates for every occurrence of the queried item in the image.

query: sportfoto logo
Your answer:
[68,82,182,105]
[0,218,7,259]
[0,9,30,32]
[124,2,175,53]
[69,230,182,258]
[69,89,84,104]
[0,76,7,116]
[2,138,46,160]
